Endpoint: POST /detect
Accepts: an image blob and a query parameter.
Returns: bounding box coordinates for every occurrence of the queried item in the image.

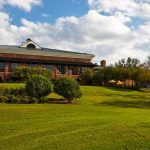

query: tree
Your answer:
[144,56,150,68]
[92,69,105,86]
[12,66,52,81]
[131,67,150,89]
[115,57,141,68]
[25,75,53,101]
[80,68,94,85]
[54,78,82,102]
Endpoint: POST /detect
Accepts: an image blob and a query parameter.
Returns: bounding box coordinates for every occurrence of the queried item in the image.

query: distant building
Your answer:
[0,39,95,82]
[100,60,106,67]
[94,59,107,70]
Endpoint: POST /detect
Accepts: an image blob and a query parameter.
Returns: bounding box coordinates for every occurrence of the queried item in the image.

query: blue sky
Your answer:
[6,0,89,25]
[0,0,150,64]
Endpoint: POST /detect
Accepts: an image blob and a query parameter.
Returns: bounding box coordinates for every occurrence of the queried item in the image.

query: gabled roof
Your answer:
[20,38,42,49]
[0,39,95,60]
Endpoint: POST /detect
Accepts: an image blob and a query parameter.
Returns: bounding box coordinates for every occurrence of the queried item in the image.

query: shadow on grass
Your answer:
[105,87,135,92]
[101,100,150,108]
[100,94,150,99]
[98,91,150,108]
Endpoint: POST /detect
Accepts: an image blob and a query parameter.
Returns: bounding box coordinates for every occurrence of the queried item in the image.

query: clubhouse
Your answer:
[0,38,95,81]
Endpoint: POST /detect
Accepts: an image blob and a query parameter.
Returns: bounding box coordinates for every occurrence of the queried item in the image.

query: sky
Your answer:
[0,0,150,64]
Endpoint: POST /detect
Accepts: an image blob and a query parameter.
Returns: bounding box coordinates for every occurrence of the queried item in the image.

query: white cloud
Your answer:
[0,0,42,12]
[87,0,150,19]
[0,0,150,64]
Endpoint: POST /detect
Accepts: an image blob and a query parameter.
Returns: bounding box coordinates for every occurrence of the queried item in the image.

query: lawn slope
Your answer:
[0,86,150,150]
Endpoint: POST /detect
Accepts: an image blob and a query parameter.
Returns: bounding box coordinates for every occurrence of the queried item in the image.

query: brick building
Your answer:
[0,39,95,81]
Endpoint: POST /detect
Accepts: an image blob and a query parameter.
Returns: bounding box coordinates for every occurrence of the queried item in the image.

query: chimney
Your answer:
[100,60,106,67]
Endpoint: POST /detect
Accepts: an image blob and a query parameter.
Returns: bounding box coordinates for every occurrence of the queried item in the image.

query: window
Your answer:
[28,64,37,67]
[44,65,52,70]
[27,43,36,49]
[81,67,88,73]
[69,66,78,75]
[57,65,65,74]
[0,62,5,71]
[11,63,18,71]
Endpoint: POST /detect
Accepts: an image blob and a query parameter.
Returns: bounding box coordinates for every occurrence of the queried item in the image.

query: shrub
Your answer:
[5,95,12,103]
[0,88,25,96]
[29,97,38,104]
[80,68,94,85]
[9,88,26,96]
[39,97,49,103]
[11,96,36,104]
[11,95,21,104]
[0,87,27,104]
[25,75,53,101]
[19,96,30,104]
[0,96,9,103]
[54,78,82,102]
[0,88,11,95]
[0,95,34,104]
[0,88,5,96]
[11,66,53,82]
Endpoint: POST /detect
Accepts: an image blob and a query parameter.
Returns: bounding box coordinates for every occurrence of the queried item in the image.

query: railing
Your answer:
[0,70,80,80]
[54,73,80,79]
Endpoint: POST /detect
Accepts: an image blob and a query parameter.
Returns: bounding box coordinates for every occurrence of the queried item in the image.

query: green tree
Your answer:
[54,78,82,102]
[12,66,52,81]
[115,57,141,68]
[131,67,150,89]
[92,69,105,86]
[80,68,94,85]
[25,75,53,101]
[144,56,150,68]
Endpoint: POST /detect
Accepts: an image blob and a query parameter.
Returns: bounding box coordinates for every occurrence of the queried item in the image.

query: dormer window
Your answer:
[27,43,36,49]
[20,38,42,49]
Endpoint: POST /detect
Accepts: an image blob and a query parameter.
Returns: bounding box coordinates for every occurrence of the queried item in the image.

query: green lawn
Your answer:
[0,83,24,88]
[1,85,150,150]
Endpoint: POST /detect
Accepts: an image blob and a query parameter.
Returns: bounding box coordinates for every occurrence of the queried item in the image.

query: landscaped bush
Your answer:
[11,66,53,82]
[0,88,26,96]
[39,97,50,103]
[0,77,82,104]
[20,96,31,104]
[25,75,53,102]
[0,96,9,103]
[0,95,38,104]
[80,68,94,85]
[54,78,82,102]
[9,88,26,96]
[0,77,53,104]
[0,86,36,104]
[29,97,38,104]
[10,95,22,104]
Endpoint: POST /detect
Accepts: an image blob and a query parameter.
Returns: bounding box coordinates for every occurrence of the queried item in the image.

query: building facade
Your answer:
[0,39,95,82]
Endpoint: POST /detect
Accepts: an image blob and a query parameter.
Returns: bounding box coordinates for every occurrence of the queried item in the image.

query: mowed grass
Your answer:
[1,85,150,150]
[0,83,24,89]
